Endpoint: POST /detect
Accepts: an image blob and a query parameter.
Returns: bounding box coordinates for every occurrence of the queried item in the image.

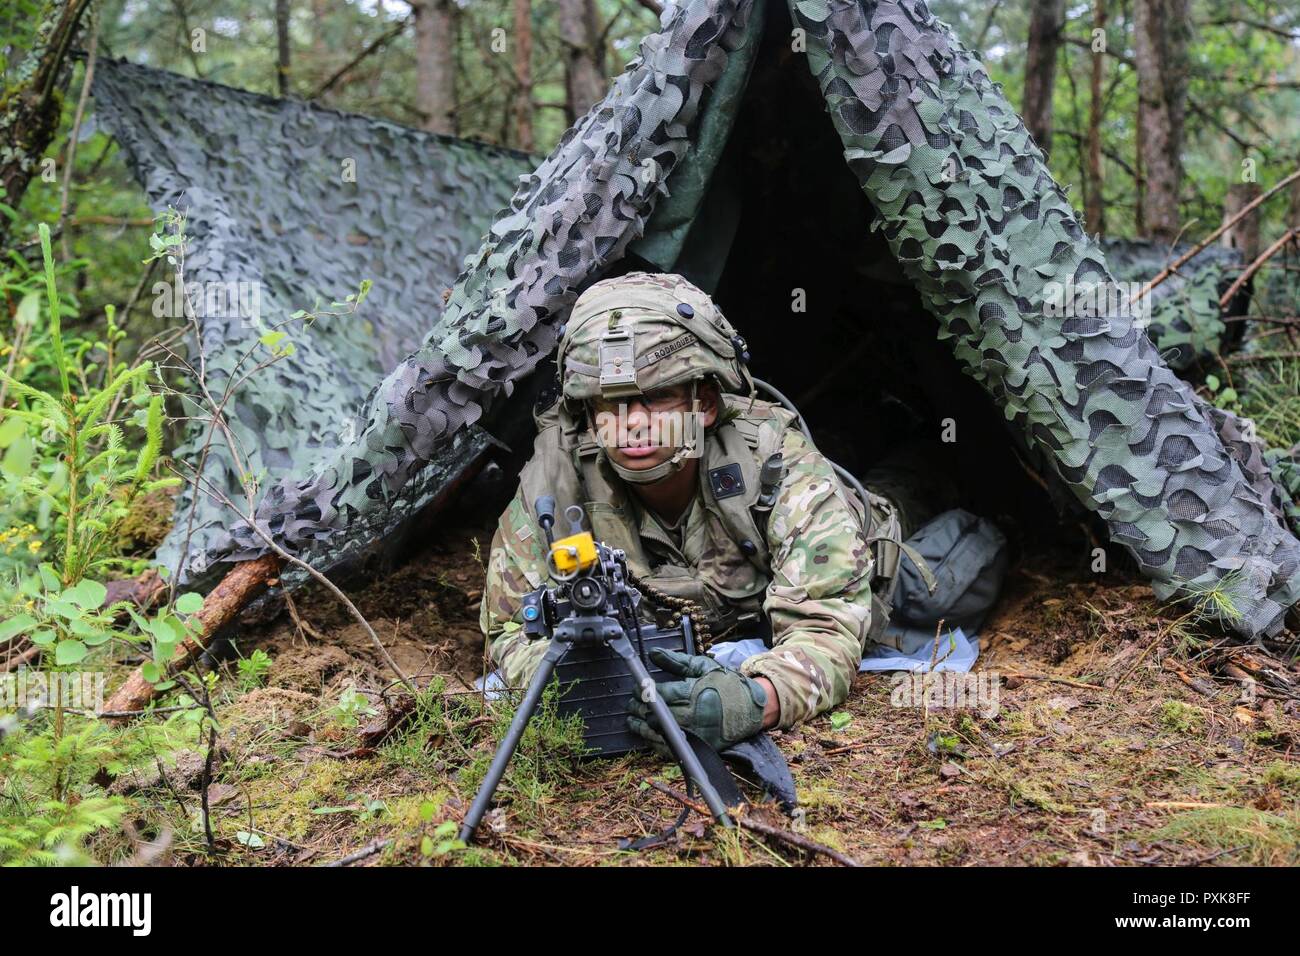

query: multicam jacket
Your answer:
[480,394,883,729]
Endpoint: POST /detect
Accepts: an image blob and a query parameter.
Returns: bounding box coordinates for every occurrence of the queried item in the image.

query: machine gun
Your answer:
[458,497,736,844]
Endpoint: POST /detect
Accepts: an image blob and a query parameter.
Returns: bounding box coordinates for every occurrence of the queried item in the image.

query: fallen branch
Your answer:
[1226,350,1300,365]
[324,839,392,867]
[646,779,862,867]
[183,471,414,695]
[1,643,42,673]
[102,553,284,720]
[1166,663,1222,699]
[1133,169,1300,304]
[1003,671,1104,691]
[1219,227,1300,308]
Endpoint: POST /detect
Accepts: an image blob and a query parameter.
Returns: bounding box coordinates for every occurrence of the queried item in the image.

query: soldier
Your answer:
[480,272,905,753]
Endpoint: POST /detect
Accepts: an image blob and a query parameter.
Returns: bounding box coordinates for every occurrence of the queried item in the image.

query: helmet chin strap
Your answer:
[593,383,702,485]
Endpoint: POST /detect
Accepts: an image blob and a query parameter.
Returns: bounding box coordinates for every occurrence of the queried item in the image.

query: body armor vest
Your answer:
[518,394,903,646]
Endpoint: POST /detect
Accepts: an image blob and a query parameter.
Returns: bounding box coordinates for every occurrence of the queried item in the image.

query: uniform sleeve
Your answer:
[480,488,553,688]
[738,429,874,728]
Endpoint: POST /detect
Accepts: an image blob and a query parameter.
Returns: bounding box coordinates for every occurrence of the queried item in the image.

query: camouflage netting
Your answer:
[92,59,534,579]
[93,0,1300,637]
[199,0,764,567]
[791,0,1298,636]
[1100,239,1241,371]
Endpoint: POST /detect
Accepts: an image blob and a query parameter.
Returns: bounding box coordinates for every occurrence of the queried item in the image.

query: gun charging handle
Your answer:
[536,495,557,547]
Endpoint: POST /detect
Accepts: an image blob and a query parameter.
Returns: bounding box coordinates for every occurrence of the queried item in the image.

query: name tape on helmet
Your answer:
[642,332,698,367]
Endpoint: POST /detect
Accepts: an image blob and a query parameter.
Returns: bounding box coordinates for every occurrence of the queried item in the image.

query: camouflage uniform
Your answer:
[480,273,890,729]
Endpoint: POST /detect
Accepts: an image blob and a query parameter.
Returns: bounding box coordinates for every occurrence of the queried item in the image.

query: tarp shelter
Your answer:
[91,0,1300,638]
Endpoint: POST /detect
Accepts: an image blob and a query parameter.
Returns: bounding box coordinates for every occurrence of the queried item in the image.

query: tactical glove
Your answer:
[626,649,768,755]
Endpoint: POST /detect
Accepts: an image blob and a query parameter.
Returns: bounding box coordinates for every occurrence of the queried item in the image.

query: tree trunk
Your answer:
[557,0,606,124]
[275,0,291,96]
[1221,183,1262,262]
[1084,0,1107,235]
[1022,0,1066,155]
[1289,154,1300,229]
[311,0,327,58]
[1133,0,1190,242]
[0,0,93,251]
[512,0,534,152]
[413,0,455,134]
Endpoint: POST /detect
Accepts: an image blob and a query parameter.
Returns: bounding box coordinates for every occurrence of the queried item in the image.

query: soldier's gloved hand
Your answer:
[626,649,767,754]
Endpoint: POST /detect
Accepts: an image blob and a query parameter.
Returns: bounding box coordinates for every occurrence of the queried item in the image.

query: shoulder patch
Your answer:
[709,463,746,500]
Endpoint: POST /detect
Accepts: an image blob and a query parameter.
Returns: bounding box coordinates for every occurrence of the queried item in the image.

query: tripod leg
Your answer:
[607,635,735,828]
[458,640,568,844]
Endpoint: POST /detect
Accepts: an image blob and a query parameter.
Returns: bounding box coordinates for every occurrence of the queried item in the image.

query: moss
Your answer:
[1158,699,1204,735]
[234,757,384,843]
[1260,761,1300,794]
[1147,807,1300,866]
[114,484,175,555]
[1012,780,1076,814]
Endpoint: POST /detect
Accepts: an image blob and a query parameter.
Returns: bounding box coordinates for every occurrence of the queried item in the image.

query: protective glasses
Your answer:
[590,385,694,415]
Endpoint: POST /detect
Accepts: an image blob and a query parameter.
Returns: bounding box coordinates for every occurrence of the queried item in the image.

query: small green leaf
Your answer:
[0,614,36,641]
[236,831,266,849]
[38,564,61,591]
[29,629,56,647]
[419,801,437,823]
[141,662,162,683]
[82,631,112,648]
[1205,374,1220,392]
[0,415,25,448]
[15,291,39,327]
[175,592,204,614]
[918,818,948,830]
[420,836,434,856]
[44,598,82,620]
[55,640,88,665]
[829,711,852,732]
[63,579,108,609]
[1,433,34,478]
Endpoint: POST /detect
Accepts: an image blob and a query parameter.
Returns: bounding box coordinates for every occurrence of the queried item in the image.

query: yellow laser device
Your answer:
[550,531,598,576]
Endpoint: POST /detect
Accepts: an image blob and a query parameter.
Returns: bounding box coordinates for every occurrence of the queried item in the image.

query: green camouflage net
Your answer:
[1265,449,1300,533]
[1100,238,1239,371]
[92,59,533,580]
[93,1,1300,636]
[790,0,1298,635]
[205,0,762,567]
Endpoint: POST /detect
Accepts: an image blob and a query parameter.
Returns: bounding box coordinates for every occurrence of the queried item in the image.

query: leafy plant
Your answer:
[236,648,273,691]
[0,721,128,865]
[331,686,377,729]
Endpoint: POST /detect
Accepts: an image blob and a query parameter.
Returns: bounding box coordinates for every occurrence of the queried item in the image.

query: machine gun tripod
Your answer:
[458,498,736,844]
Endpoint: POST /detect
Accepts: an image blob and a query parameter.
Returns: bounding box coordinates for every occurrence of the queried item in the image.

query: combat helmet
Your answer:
[555,272,754,483]
[557,272,753,402]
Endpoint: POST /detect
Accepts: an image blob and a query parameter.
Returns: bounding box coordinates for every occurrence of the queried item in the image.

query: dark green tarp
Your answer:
[92,59,534,579]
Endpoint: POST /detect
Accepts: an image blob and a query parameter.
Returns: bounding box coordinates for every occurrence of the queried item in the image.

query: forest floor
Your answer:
[90,517,1300,868]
